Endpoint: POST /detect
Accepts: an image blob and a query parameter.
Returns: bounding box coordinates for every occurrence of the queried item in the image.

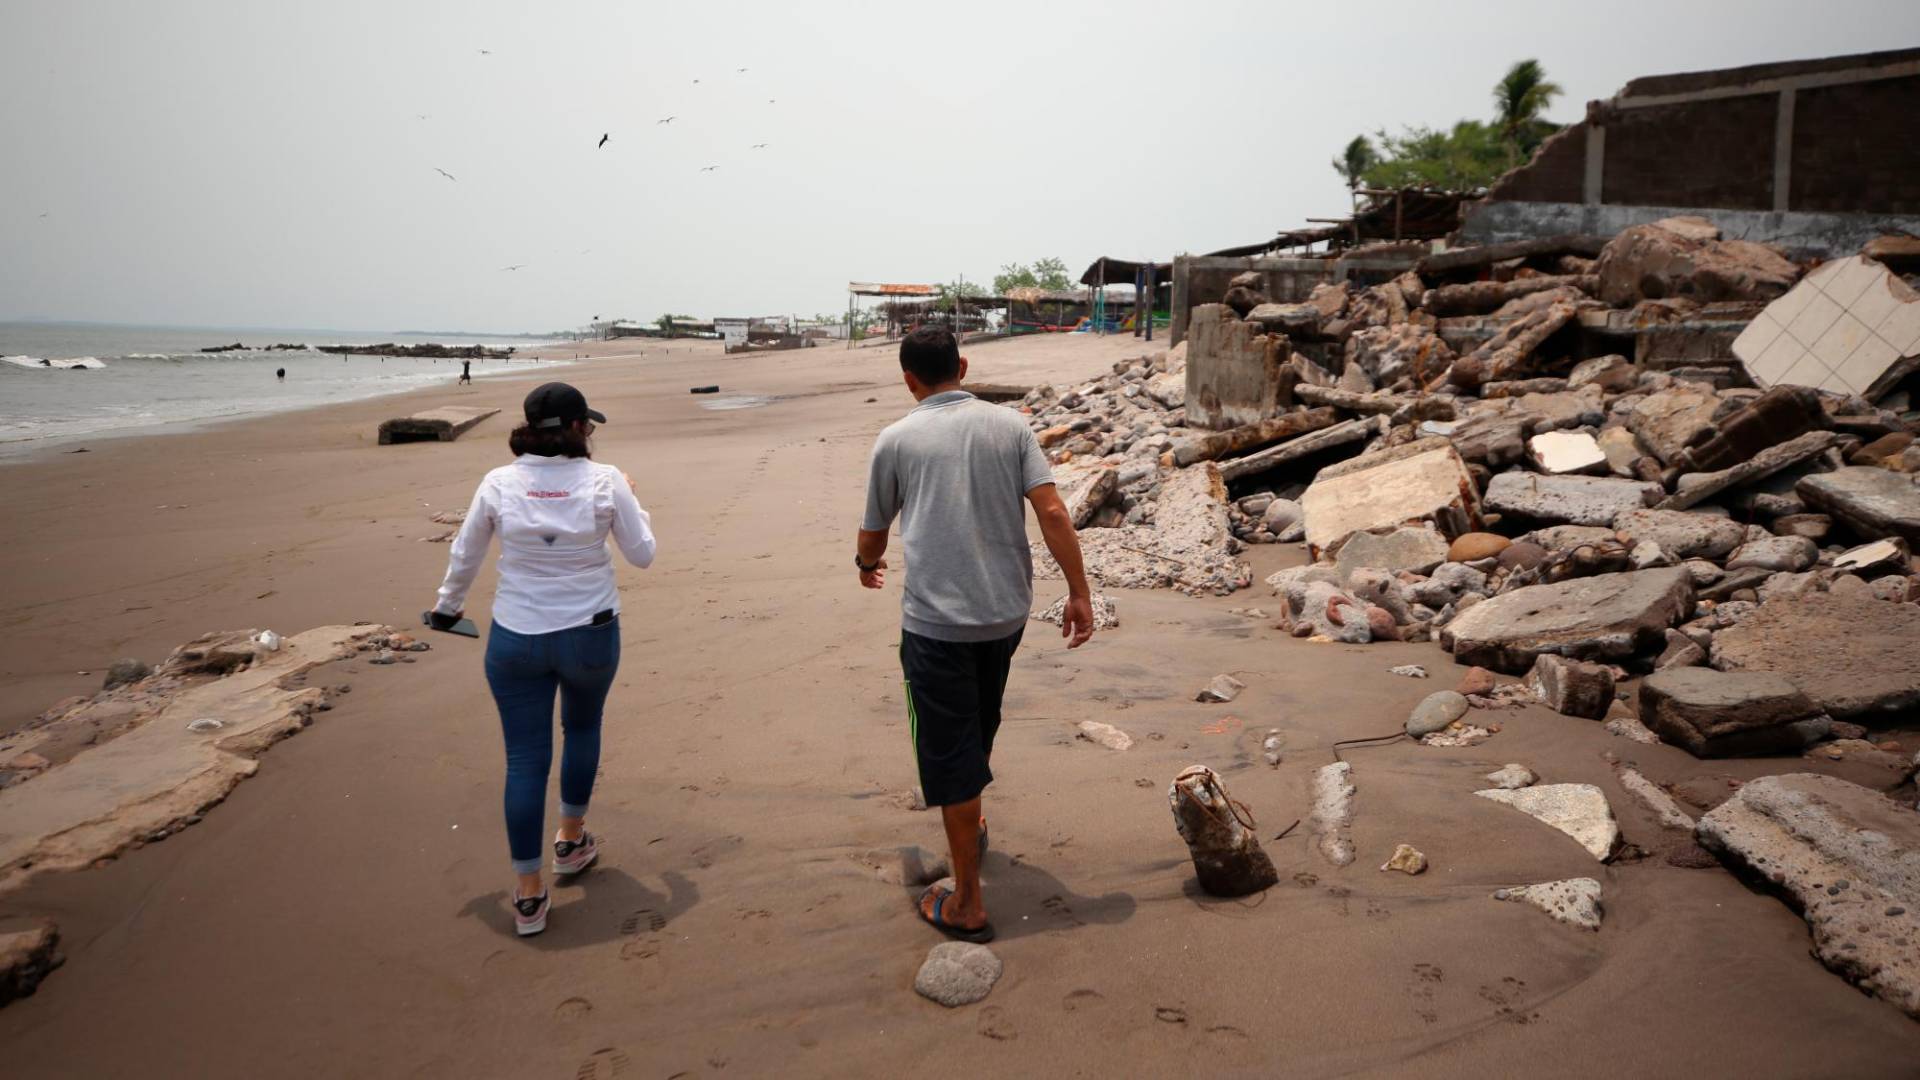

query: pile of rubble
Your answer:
[1020,216,1920,757]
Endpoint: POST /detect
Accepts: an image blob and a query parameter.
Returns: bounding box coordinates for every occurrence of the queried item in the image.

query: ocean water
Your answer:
[0,322,577,459]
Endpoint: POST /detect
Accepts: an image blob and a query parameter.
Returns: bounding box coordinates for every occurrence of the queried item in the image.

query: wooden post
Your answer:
[1143,262,1154,342]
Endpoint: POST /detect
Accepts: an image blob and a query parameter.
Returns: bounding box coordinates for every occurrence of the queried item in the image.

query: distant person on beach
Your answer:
[429,382,656,937]
[276,367,285,381]
[856,327,1094,943]
[459,360,472,385]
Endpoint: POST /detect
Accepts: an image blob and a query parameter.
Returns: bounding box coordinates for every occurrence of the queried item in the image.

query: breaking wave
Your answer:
[3,355,106,370]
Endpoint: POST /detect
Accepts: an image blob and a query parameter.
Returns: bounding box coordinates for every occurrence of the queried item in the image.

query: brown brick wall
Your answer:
[1486,121,1585,203]
[1600,95,1778,210]
[1791,74,1920,214]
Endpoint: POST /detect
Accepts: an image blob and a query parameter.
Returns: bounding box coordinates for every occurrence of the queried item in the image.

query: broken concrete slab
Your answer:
[1299,438,1479,559]
[1613,508,1749,560]
[1052,462,1119,529]
[1594,216,1800,307]
[1143,370,1186,409]
[1596,427,1646,477]
[1833,537,1911,577]
[0,918,61,1005]
[1216,415,1388,484]
[1798,467,1920,545]
[1076,720,1134,751]
[1483,472,1663,527]
[1528,430,1607,475]
[1527,654,1615,720]
[1726,535,1819,573]
[1662,430,1840,511]
[1640,667,1831,758]
[1627,387,1721,466]
[1475,783,1621,861]
[1494,878,1603,931]
[1696,773,1920,1020]
[1442,567,1694,674]
[1170,408,1336,468]
[1484,764,1537,789]
[1333,526,1450,578]
[1711,592,1920,720]
[1678,385,1827,474]
[1449,300,1580,388]
[377,406,499,445]
[0,624,391,895]
[1736,255,1920,401]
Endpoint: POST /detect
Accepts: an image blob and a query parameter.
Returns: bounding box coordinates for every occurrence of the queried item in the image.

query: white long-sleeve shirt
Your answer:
[434,454,656,634]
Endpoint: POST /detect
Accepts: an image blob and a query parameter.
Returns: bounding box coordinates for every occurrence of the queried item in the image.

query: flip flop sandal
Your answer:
[917,884,995,944]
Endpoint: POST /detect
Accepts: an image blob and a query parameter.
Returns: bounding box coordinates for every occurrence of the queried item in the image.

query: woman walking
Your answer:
[430,382,656,936]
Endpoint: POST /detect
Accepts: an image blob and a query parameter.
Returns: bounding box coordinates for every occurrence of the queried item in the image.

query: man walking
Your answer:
[856,327,1095,943]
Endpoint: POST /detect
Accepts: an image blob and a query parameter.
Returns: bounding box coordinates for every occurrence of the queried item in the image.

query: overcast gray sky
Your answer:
[3,1,1916,333]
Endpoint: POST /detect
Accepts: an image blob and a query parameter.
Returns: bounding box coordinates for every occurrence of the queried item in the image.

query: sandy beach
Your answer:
[2,333,1917,1077]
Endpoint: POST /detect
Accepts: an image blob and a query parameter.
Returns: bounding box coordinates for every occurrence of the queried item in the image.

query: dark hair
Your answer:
[508,422,592,458]
[900,327,961,386]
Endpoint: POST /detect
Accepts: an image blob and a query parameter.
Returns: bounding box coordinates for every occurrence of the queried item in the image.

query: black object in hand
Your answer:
[423,610,479,637]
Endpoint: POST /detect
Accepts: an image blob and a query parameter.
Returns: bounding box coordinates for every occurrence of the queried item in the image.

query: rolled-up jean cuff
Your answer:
[511,856,542,875]
[559,800,589,818]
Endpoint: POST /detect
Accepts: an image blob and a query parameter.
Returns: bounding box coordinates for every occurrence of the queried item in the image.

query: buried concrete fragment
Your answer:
[1195,674,1245,703]
[1484,764,1537,790]
[0,918,62,1005]
[1798,467,1920,545]
[1033,592,1119,631]
[914,941,1003,1007]
[1441,567,1694,674]
[1168,765,1278,897]
[1310,762,1357,867]
[0,624,393,895]
[1696,773,1920,1020]
[1494,878,1604,931]
[1474,783,1622,861]
[1076,721,1134,751]
[1527,654,1615,720]
[1616,767,1696,831]
[1483,472,1663,528]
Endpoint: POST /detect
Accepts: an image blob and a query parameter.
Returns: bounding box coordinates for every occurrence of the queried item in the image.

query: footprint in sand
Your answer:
[1205,1025,1249,1040]
[1292,871,1319,888]
[976,1005,1017,1041]
[554,996,593,1021]
[1477,977,1540,1025]
[1154,1006,1188,1025]
[575,1047,632,1079]
[1409,963,1444,1025]
[620,909,668,935]
[1041,894,1085,927]
[1062,989,1105,1012]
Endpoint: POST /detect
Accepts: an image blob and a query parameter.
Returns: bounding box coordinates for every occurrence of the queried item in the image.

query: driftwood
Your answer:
[1218,416,1389,482]
[1171,408,1336,467]
[1418,234,1611,277]
[1422,274,1596,317]
[1168,765,1278,897]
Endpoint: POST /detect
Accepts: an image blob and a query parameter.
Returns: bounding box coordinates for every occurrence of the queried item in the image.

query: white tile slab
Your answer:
[1748,331,1809,387]
[1810,311,1870,372]
[1759,278,1817,331]
[1877,299,1920,355]
[1785,291,1845,348]
[1822,256,1881,308]
[1848,274,1904,335]
[1834,333,1900,397]
[1732,309,1784,364]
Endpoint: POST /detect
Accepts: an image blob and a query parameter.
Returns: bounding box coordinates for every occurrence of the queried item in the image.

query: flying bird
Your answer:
[657,116,675,124]
[414,113,429,120]
[434,168,457,181]
[597,133,609,148]
[478,49,491,55]
[692,78,700,84]
[768,99,776,104]
[736,67,748,73]
[751,143,768,149]
[500,264,526,271]
[700,165,719,172]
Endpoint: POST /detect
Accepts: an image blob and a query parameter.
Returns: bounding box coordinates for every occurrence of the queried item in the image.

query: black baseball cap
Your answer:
[523,382,607,429]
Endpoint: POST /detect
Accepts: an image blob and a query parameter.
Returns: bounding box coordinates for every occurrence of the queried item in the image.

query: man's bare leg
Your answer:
[926,796,987,929]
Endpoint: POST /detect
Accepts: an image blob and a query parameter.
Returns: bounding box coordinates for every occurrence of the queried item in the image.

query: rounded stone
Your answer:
[1449,532,1511,563]
[914,941,1003,1007]
[1496,541,1549,571]
[1408,690,1470,737]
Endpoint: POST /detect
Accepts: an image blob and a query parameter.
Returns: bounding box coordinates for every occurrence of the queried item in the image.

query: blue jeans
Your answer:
[484,618,620,874]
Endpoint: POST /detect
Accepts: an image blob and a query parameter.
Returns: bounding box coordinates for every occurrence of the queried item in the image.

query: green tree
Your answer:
[934,280,985,313]
[1493,58,1563,165]
[1360,120,1508,190]
[994,263,1038,294]
[1030,257,1071,292]
[1330,134,1377,190]
[653,313,697,333]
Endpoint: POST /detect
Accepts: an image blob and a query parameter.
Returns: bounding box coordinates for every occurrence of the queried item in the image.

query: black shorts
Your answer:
[900,627,1024,807]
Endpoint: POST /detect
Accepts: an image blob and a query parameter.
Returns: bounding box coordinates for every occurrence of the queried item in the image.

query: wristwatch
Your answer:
[855,553,880,572]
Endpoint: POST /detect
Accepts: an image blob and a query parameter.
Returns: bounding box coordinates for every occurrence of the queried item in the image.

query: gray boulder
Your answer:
[1726,535,1819,573]
[1484,472,1663,527]
[1613,508,1748,560]
[1639,667,1830,758]
[1334,526,1449,577]
[1441,567,1694,673]
[1408,690,1469,737]
[1798,468,1920,545]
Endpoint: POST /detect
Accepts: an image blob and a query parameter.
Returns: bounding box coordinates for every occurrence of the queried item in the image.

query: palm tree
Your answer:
[1493,59,1563,166]
[1330,134,1377,191]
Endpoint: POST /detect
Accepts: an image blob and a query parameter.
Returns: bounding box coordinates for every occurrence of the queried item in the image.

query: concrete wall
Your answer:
[1457,200,1920,262]
[1184,304,1287,431]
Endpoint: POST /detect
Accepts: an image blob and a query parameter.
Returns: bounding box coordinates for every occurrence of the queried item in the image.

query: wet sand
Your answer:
[1,333,1916,1077]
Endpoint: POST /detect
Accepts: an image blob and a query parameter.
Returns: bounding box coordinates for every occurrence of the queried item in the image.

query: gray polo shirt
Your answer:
[862,390,1056,642]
